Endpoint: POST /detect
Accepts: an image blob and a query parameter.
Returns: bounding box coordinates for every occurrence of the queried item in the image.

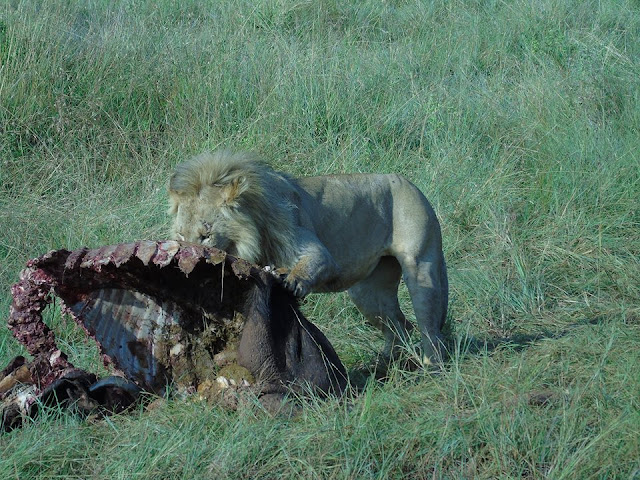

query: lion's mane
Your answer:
[168,151,298,266]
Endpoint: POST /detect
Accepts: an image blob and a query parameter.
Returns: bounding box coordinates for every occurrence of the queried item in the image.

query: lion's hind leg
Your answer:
[347,256,413,363]
[398,252,448,367]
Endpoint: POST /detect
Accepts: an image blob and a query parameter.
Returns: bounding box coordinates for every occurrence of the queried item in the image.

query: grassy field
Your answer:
[1,0,639,478]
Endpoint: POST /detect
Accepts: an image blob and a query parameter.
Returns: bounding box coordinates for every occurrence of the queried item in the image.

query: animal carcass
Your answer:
[2,241,347,429]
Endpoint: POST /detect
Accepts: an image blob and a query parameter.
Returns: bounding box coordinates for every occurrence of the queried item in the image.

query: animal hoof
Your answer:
[88,376,142,413]
[39,370,98,412]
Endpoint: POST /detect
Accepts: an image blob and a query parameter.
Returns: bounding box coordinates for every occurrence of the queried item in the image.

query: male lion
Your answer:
[168,150,448,366]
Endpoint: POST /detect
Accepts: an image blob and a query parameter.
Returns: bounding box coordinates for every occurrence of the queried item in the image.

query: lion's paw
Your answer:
[283,275,310,298]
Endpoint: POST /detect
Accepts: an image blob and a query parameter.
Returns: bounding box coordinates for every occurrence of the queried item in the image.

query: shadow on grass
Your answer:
[459,315,605,356]
[345,316,605,391]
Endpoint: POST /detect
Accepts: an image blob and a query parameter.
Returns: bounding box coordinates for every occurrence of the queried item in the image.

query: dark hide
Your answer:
[239,274,347,396]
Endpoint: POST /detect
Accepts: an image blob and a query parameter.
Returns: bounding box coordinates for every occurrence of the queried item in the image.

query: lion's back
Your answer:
[295,172,433,221]
[293,173,438,264]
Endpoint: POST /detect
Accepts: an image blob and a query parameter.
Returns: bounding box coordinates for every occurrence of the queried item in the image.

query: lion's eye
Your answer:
[199,235,208,243]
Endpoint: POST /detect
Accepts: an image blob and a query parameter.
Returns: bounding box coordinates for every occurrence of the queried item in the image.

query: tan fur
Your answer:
[169,150,448,365]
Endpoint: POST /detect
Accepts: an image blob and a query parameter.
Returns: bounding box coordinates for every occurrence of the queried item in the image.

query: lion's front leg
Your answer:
[280,238,340,297]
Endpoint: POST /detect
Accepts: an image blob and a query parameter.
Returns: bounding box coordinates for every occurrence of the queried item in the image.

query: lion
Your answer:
[168,150,448,366]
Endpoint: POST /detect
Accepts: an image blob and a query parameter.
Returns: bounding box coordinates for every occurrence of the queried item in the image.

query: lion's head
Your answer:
[168,151,296,265]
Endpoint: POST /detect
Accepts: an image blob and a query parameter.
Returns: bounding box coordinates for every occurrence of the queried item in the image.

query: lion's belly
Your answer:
[312,256,385,293]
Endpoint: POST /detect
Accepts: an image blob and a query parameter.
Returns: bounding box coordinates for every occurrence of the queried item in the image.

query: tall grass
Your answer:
[1,0,639,478]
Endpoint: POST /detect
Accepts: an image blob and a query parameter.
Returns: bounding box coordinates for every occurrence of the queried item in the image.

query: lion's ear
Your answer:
[222,175,248,204]
[168,191,181,215]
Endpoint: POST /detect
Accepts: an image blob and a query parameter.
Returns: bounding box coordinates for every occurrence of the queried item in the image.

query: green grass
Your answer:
[1,0,639,478]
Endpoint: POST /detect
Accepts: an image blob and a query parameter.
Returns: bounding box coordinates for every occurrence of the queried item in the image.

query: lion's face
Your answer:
[169,181,263,262]
[168,151,291,265]
[170,186,236,252]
